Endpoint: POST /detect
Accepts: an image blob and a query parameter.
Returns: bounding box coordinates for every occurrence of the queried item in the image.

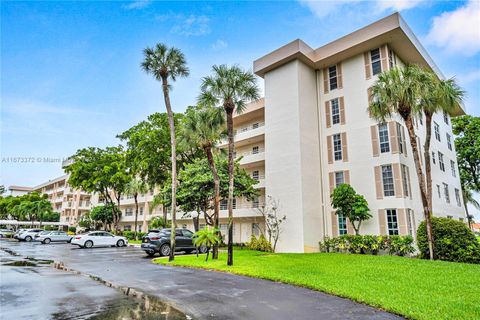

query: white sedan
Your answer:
[71,231,128,248]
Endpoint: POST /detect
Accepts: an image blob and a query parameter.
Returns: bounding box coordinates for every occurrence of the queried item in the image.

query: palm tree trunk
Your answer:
[225,107,235,266]
[134,193,139,241]
[404,116,435,260]
[162,76,177,262]
[116,196,121,232]
[204,146,220,259]
[423,112,433,212]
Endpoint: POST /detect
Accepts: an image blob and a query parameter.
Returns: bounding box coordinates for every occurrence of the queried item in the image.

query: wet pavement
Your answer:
[0,239,403,320]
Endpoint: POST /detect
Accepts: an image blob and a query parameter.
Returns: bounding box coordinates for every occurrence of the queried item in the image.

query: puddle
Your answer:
[1,247,20,256]
[51,295,190,320]
[2,260,38,267]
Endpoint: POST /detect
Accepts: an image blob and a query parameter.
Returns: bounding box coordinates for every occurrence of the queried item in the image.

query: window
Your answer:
[443,111,449,125]
[125,208,133,216]
[434,122,441,141]
[333,134,342,161]
[124,225,131,231]
[443,183,450,203]
[378,123,390,153]
[450,160,456,177]
[388,49,396,69]
[438,152,445,172]
[252,146,259,154]
[233,198,237,209]
[401,165,409,197]
[432,151,436,164]
[381,165,395,196]
[446,134,452,151]
[338,214,347,235]
[331,98,340,125]
[386,209,399,235]
[252,196,259,208]
[370,48,382,75]
[455,188,461,207]
[328,65,338,90]
[335,171,345,187]
[139,207,143,215]
[252,170,259,180]
[252,223,260,237]
[220,199,227,210]
[437,184,441,198]
[447,215,453,219]
[397,123,404,154]
[182,230,193,237]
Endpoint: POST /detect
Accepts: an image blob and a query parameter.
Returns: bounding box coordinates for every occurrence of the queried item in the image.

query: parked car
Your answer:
[141,228,208,257]
[13,229,27,239]
[0,229,14,238]
[17,229,44,242]
[71,231,128,248]
[35,231,73,244]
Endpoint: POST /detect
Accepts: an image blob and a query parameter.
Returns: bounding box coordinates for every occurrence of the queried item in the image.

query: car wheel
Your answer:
[25,236,32,242]
[84,240,94,248]
[116,240,125,247]
[199,245,208,254]
[147,251,156,257]
[43,238,51,244]
[160,244,171,256]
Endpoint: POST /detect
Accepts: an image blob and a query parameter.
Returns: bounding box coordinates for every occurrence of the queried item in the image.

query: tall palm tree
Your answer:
[198,65,259,266]
[369,65,437,259]
[419,70,464,214]
[141,43,189,261]
[463,189,480,229]
[125,178,149,240]
[181,105,225,259]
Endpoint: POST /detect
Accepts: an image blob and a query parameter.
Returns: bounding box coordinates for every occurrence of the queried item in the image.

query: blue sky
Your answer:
[1,0,479,215]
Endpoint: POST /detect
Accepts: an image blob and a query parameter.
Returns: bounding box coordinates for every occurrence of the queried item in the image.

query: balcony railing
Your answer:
[234,122,264,135]
[236,148,265,158]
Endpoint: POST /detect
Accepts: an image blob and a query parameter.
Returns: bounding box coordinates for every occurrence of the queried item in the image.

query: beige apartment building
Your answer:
[181,13,466,252]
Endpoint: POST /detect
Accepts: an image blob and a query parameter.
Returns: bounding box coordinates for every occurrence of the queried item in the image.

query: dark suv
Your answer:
[141,228,207,257]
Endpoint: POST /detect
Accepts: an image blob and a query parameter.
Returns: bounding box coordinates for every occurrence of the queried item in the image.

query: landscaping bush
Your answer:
[68,226,76,233]
[417,217,480,264]
[319,235,414,257]
[122,231,146,240]
[246,235,272,252]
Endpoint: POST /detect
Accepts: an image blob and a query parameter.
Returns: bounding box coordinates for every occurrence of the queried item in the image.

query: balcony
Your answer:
[238,149,265,166]
[218,122,264,147]
[253,178,265,189]
[218,203,265,218]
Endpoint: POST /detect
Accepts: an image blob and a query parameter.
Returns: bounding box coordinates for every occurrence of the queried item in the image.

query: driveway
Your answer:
[1,239,402,320]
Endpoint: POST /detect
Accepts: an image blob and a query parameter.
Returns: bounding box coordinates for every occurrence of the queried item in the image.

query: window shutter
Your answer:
[398,208,407,235]
[341,132,348,162]
[344,170,350,184]
[327,136,333,164]
[370,125,379,157]
[325,101,331,128]
[339,97,346,125]
[367,87,373,118]
[380,45,388,72]
[401,125,407,156]
[374,166,383,199]
[406,166,412,200]
[329,172,335,195]
[378,209,387,235]
[331,212,338,237]
[393,163,402,198]
[323,68,329,94]
[337,63,343,89]
[346,219,355,235]
[364,52,371,80]
[389,122,399,153]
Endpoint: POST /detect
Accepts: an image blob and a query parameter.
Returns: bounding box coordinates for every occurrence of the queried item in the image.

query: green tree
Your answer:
[452,115,480,228]
[148,216,171,230]
[192,227,221,261]
[125,178,149,240]
[142,43,189,262]
[198,65,260,266]
[90,204,119,230]
[0,185,5,196]
[331,184,371,235]
[181,105,225,258]
[369,65,436,259]
[78,212,92,230]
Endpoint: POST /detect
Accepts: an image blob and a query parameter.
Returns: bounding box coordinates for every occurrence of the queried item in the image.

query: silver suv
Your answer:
[17,229,44,242]
[35,231,72,244]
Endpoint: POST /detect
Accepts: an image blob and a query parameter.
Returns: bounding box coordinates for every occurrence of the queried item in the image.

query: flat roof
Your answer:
[8,186,34,192]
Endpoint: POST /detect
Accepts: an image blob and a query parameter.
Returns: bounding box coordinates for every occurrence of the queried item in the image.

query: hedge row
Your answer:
[319,235,415,256]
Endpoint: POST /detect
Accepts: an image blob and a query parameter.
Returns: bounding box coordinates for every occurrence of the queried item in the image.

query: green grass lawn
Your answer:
[154,249,480,320]
[128,239,142,245]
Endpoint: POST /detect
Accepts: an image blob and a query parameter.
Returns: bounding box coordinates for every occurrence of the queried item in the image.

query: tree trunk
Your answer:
[134,193,139,241]
[204,146,221,259]
[423,112,433,212]
[162,76,177,262]
[116,196,121,233]
[225,107,235,266]
[404,115,435,260]
[193,216,199,232]
[462,190,472,229]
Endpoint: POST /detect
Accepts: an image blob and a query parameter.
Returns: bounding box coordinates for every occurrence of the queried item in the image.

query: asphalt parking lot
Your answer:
[0,239,403,320]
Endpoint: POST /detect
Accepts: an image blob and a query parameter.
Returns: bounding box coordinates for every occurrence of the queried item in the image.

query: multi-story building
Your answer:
[181,13,466,253]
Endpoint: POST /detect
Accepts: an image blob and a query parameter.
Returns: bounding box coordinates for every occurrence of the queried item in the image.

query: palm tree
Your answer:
[369,65,437,259]
[125,178,149,240]
[463,189,480,229]
[198,65,260,266]
[141,43,189,261]
[192,227,221,261]
[418,70,464,214]
[181,105,225,259]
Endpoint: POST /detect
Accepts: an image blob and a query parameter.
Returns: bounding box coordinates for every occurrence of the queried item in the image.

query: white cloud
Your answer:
[377,0,424,11]
[427,0,480,56]
[457,69,480,85]
[122,0,151,10]
[170,14,211,36]
[211,39,228,51]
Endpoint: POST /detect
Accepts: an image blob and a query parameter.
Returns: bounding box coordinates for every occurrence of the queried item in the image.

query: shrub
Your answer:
[246,234,272,252]
[387,235,415,256]
[417,217,480,264]
[68,226,77,233]
[122,230,145,240]
[319,235,414,257]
